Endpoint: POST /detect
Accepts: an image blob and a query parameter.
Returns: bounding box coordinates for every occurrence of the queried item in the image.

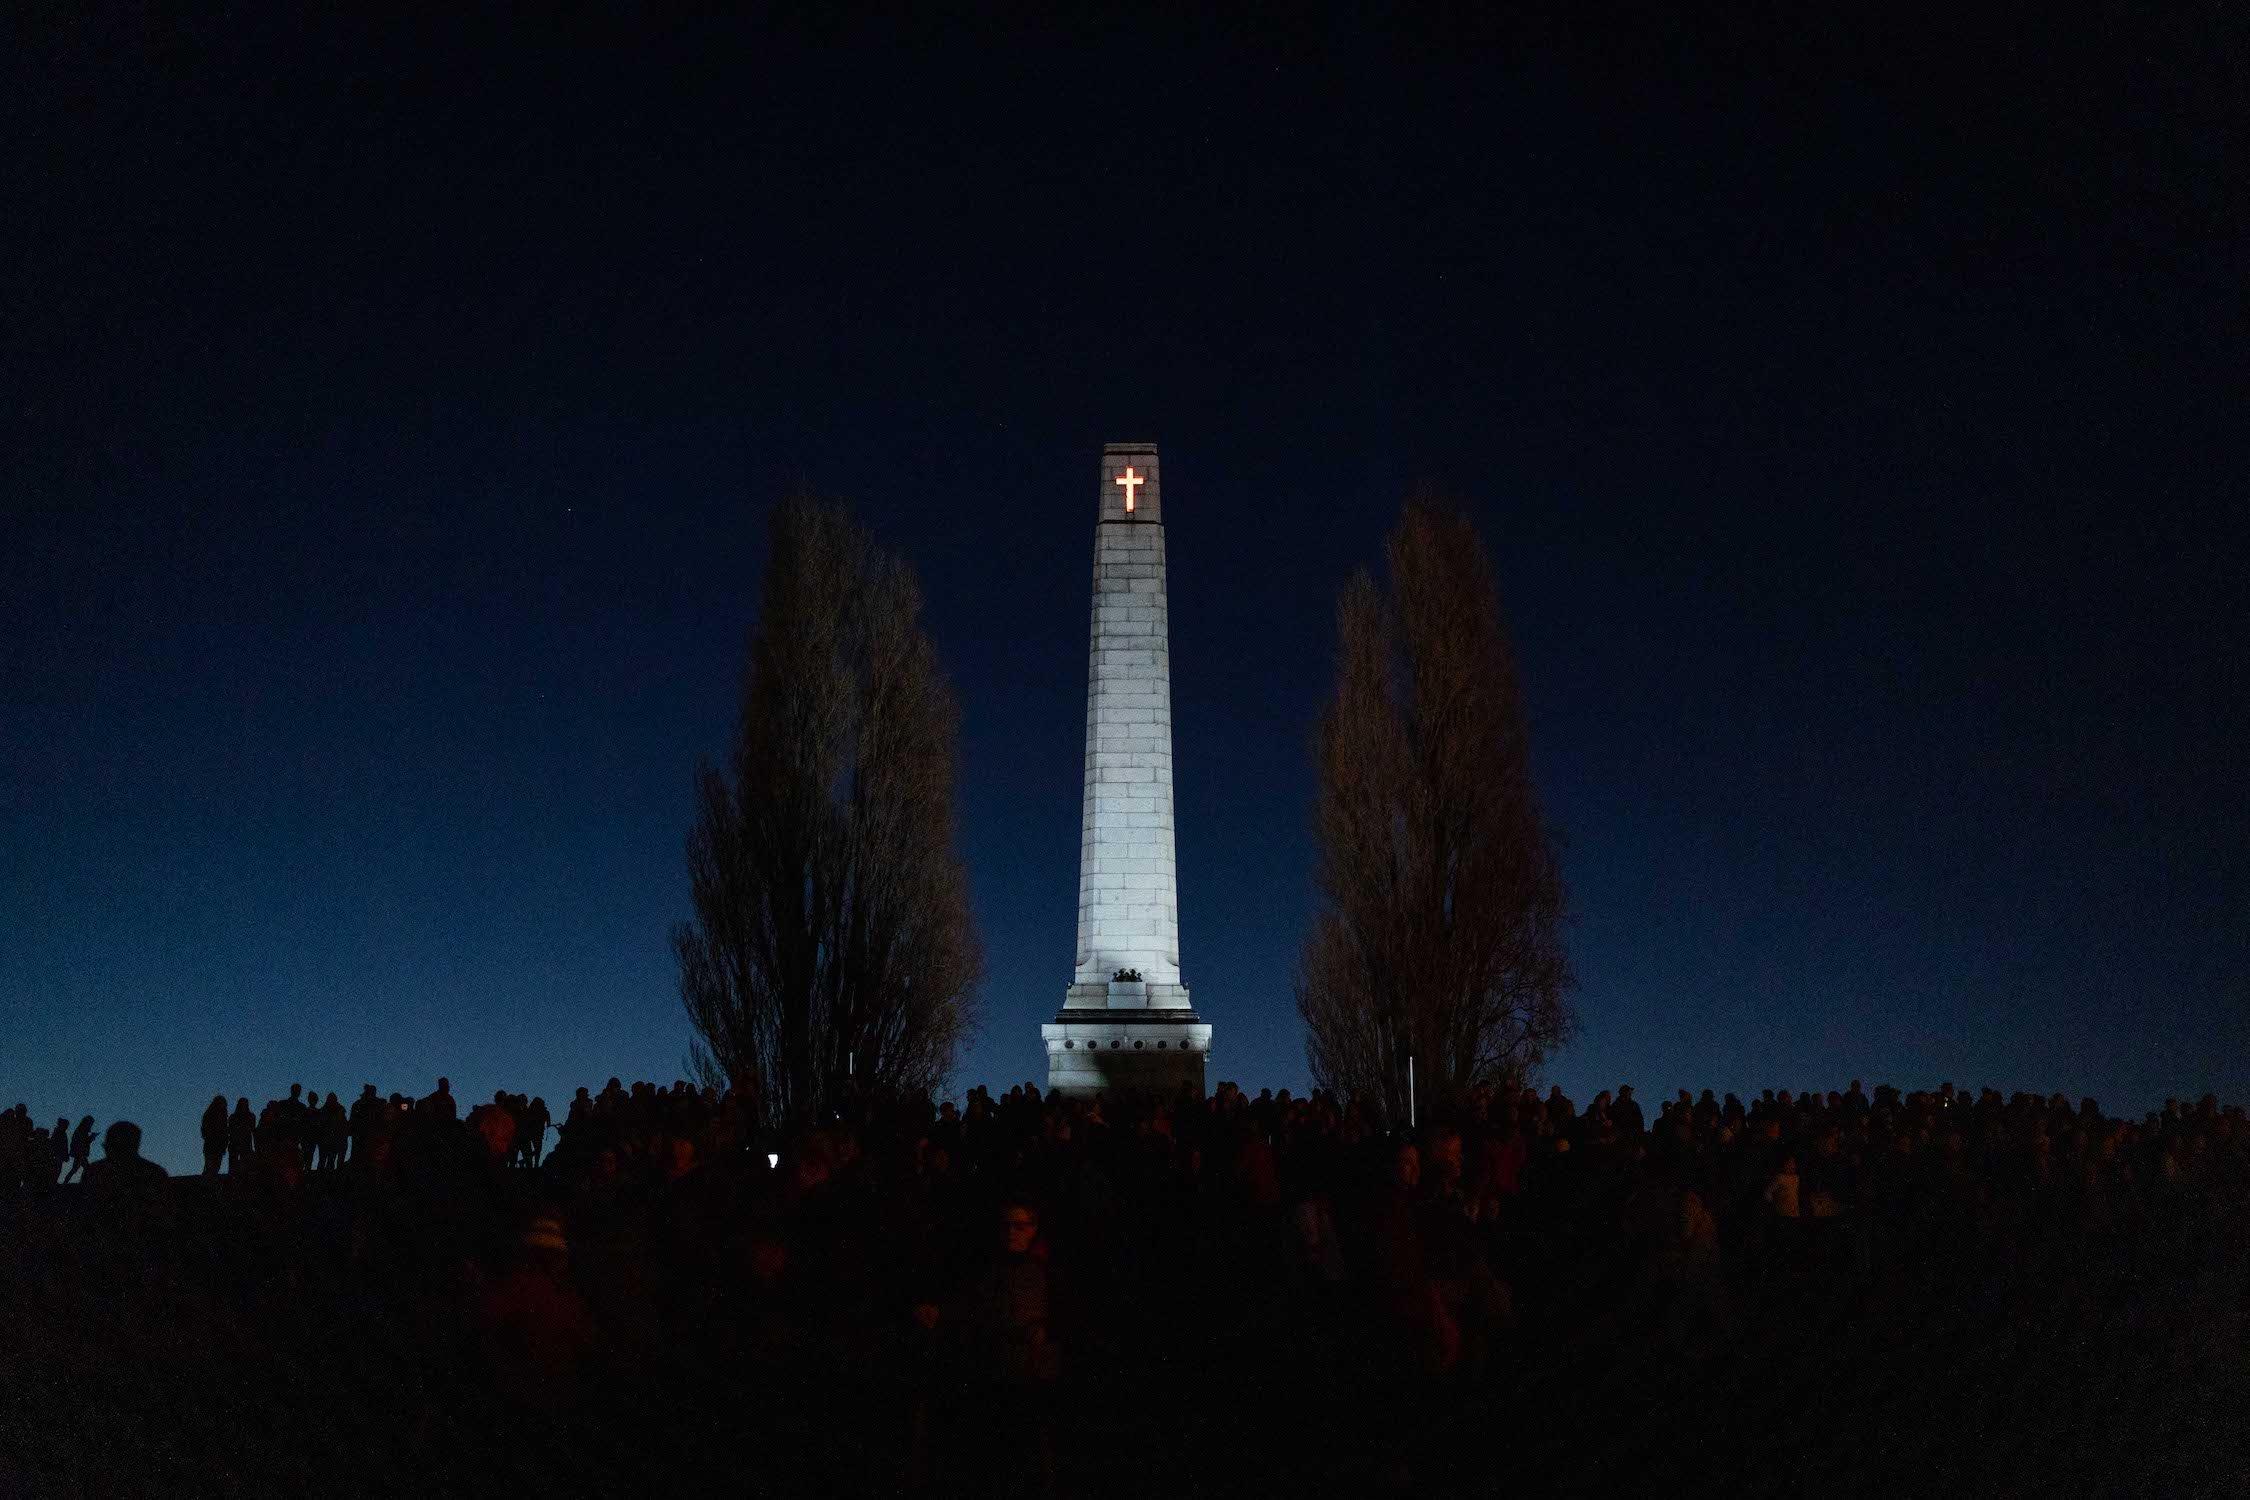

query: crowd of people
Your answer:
[183,1080,559,1179]
[2,1073,2244,1495]
[0,1105,96,1190]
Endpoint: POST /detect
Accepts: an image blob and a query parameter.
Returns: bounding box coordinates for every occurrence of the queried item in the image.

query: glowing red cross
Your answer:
[1114,465,1145,512]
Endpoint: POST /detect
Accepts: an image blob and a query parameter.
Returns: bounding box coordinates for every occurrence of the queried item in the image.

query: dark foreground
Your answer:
[3,1080,2246,1497]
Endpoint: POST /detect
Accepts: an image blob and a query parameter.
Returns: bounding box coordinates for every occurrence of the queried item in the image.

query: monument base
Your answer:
[1042,1009,1211,1098]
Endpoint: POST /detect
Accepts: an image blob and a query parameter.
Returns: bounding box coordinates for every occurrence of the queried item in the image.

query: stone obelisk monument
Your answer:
[1043,442,1211,1095]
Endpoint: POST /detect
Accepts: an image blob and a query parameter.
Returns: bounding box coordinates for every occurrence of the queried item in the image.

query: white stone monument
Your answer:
[1043,442,1212,1096]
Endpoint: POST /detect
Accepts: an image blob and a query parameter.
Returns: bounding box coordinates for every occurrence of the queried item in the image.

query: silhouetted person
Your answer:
[0,1105,26,1192]
[1615,1084,1646,1135]
[228,1098,256,1174]
[1373,1139,1455,1375]
[1765,1154,1802,1219]
[257,1095,281,1159]
[469,1097,517,1164]
[422,1077,458,1124]
[264,1084,307,1167]
[84,1120,168,1220]
[2,1107,20,1186]
[51,1117,71,1184]
[1660,1187,1732,1349]
[969,1197,1059,1495]
[524,1096,551,1167]
[349,1083,382,1164]
[63,1115,95,1185]
[481,1211,592,1407]
[25,1119,52,1195]
[294,1084,318,1168]
[1545,1085,1575,1135]
[318,1092,347,1169]
[550,1086,579,1149]
[200,1094,228,1176]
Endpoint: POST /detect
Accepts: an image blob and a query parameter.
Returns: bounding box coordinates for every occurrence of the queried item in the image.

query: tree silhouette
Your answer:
[1297,499,1575,1125]
[675,495,982,1134]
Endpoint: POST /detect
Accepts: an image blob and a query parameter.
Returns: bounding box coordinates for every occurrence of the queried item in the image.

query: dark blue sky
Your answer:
[7,7,2244,1171]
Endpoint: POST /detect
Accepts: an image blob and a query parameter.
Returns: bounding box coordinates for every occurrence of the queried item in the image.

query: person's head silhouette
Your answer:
[1002,1200,1040,1256]
[521,1212,569,1270]
[1427,1126,1463,1180]
[102,1121,144,1160]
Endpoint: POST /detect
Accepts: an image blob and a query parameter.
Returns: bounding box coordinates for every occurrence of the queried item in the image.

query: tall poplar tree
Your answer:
[676,496,982,1134]
[1297,500,1575,1124]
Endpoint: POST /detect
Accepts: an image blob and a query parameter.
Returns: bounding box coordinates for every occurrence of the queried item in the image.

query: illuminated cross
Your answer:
[1114,465,1145,512]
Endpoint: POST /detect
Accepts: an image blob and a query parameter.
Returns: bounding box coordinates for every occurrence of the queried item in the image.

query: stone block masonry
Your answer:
[1069,445,1186,1000]
[1044,442,1210,1096]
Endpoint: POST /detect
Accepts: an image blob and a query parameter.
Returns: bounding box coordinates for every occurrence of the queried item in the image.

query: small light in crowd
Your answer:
[767,1152,779,1169]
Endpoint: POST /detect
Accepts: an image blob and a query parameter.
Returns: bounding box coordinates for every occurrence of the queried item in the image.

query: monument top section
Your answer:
[1098,441,1162,526]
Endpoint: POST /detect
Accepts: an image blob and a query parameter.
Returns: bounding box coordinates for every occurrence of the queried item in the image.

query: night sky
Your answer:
[7,7,2245,1172]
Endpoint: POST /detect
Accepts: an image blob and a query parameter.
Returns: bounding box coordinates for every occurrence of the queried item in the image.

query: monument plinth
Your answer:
[1043,442,1211,1095]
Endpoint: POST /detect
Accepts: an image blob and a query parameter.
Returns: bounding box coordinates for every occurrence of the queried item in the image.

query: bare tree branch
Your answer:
[1297,500,1576,1126]
[675,496,982,1136]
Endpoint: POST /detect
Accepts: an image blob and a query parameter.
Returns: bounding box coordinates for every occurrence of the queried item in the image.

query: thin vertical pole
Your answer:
[1408,1055,1417,1130]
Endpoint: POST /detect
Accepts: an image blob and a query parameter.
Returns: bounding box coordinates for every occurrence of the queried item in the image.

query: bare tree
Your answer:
[675,495,982,1135]
[1297,499,1574,1125]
